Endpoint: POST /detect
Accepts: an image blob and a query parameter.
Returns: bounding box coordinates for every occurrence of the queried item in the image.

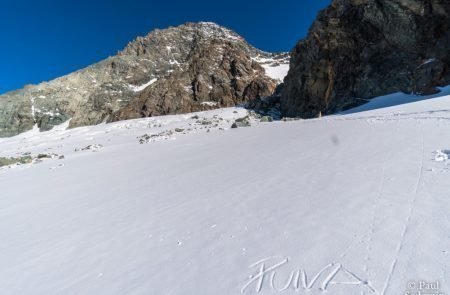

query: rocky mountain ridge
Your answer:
[281,0,450,118]
[0,22,288,137]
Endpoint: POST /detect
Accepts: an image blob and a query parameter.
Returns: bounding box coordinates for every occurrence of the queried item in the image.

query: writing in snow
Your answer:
[241,256,375,294]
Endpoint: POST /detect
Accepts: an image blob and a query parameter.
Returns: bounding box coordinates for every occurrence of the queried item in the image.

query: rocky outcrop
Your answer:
[281,0,450,118]
[112,33,277,120]
[0,22,284,137]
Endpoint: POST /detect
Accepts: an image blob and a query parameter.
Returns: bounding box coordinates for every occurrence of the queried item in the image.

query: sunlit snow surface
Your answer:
[341,85,450,114]
[253,55,290,82]
[1,92,450,294]
[262,63,289,82]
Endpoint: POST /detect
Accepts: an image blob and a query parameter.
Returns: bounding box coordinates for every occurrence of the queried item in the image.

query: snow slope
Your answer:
[1,93,450,295]
[253,56,290,82]
[262,63,289,82]
[341,86,450,114]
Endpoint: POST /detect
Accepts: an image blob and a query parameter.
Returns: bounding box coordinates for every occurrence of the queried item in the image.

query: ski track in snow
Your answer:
[381,124,425,295]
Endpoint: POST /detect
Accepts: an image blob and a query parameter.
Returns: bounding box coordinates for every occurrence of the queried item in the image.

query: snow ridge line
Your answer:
[381,125,425,295]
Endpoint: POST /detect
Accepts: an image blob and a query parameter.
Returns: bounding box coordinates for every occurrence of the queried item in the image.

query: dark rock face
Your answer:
[0,22,281,137]
[112,33,277,120]
[281,0,450,118]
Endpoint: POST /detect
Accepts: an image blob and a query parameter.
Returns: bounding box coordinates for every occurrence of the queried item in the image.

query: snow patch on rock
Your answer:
[128,78,158,92]
[253,55,290,82]
[262,63,290,82]
[201,101,218,107]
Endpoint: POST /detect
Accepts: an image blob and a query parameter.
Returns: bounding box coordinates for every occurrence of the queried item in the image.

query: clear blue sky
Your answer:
[0,0,330,94]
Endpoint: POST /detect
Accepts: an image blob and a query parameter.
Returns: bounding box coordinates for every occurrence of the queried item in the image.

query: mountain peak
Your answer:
[120,21,246,58]
[0,22,287,137]
[182,21,244,41]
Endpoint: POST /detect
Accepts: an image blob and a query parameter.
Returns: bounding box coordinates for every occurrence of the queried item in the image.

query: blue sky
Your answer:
[0,0,330,94]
